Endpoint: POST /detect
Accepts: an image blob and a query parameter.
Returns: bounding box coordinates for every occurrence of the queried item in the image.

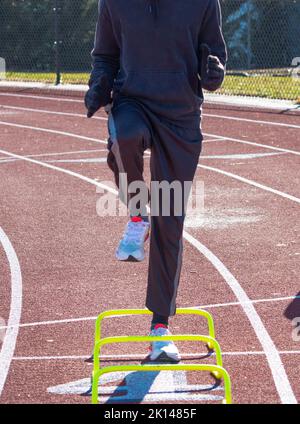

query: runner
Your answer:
[85,0,227,362]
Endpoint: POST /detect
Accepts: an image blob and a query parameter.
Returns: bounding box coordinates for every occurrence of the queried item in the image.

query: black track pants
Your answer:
[107,99,202,316]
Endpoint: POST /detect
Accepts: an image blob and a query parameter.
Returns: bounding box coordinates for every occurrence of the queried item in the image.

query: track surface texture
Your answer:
[0,90,299,405]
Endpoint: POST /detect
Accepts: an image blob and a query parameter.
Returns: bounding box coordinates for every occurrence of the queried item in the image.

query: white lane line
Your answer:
[199,164,300,204]
[1,96,300,129]
[203,132,300,156]
[1,112,299,158]
[198,294,300,310]
[0,149,107,163]
[200,152,286,160]
[0,316,96,330]
[183,232,297,404]
[203,138,230,143]
[0,150,287,165]
[12,350,300,361]
[0,148,296,403]
[45,158,107,164]
[0,228,22,397]
[0,294,298,331]
[0,105,106,121]
[0,121,106,145]
[203,113,300,130]
[0,93,83,103]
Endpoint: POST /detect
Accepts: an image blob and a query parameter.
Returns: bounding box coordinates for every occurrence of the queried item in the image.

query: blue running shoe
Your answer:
[116,217,150,262]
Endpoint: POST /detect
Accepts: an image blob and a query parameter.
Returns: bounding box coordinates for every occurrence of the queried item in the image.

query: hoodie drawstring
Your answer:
[149,0,158,21]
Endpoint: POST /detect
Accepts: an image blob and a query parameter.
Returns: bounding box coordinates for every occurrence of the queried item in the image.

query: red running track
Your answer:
[0,91,299,404]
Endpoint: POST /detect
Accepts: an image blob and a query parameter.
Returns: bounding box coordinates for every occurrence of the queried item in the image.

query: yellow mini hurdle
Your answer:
[91,308,232,405]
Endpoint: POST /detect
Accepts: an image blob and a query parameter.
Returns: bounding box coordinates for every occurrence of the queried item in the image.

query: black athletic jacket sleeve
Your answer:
[198,0,227,90]
[89,0,120,92]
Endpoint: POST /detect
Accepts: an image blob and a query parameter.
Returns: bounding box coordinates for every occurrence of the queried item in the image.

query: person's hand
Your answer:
[200,44,225,91]
[84,75,112,118]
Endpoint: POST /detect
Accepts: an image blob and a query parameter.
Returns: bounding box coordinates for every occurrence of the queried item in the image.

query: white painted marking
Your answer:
[183,231,297,404]
[0,315,97,330]
[0,293,299,333]
[45,158,107,164]
[47,371,223,402]
[1,92,299,126]
[0,105,106,121]
[198,294,300,310]
[12,350,300,362]
[0,150,284,165]
[203,132,300,156]
[123,149,285,162]
[201,152,287,160]
[1,118,298,162]
[1,82,299,110]
[0,93,83,103]
[185,206,262,229]
[204,113,300,130]
[0,148,296,403]
[203,138,230,143]
[199,164,300,204]
[0,228,22,397]
[0,121,106,145]
[0,149,113,194]
[200,152,286,160]
[0,149,106,163]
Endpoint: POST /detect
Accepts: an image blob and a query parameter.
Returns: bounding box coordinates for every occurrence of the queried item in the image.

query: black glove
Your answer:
[84,74,112,118]
[200,44,225,92]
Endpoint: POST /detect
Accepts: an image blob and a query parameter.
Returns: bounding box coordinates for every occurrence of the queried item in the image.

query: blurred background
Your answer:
[0,0,300,100]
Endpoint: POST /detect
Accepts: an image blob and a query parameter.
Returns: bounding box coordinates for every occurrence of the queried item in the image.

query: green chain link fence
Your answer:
[0,0,300,101]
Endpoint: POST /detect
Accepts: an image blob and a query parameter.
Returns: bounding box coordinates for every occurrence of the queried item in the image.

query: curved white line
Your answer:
[0,147,296,403]
[183,231,297,404]
[0,228,22,397]
[203,132,300,156]
[0,148,111,192]
[199,164,300,204]
[0,121,106,145]
[204,113,300,130]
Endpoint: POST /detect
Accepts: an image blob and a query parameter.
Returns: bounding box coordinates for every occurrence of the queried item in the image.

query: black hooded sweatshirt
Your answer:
[91,0,227,125]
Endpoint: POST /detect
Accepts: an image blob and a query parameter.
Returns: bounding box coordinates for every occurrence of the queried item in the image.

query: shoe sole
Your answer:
[125,255,142,262]
[116,253,145,262]
[149,351,181,363]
